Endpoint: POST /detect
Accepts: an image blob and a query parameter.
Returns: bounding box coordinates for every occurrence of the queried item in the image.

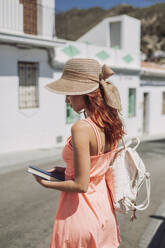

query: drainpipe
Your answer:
[46,46,65,71]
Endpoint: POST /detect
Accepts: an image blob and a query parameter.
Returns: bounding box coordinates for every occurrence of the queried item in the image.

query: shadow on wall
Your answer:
[148,215,165,248]
[0,45,54,78]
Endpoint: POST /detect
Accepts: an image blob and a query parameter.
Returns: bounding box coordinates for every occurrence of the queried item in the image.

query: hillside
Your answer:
[55,3,165,63]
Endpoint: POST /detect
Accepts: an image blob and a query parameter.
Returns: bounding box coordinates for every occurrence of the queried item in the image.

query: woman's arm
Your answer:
[34,121,91,193]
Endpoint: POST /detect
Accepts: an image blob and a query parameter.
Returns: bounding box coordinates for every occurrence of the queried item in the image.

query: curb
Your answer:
[138,200,165,248]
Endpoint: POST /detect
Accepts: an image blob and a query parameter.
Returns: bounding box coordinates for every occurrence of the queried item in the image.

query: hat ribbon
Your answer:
[99,64,122,111]
[63,64,122,111]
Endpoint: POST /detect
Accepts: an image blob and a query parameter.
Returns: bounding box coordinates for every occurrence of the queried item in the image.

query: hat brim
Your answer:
[45,78,99,95]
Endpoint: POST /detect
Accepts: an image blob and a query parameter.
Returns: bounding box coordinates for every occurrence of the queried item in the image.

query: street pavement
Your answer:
[0,139,165,248]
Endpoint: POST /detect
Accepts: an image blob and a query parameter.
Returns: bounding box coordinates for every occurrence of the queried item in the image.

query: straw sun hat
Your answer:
[45,58,122,111]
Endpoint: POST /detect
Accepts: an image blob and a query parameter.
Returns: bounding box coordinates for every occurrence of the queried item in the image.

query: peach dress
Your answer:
[50,117,121,248]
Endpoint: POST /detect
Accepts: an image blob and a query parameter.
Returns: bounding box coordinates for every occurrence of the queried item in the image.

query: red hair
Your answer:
[84,87,126,150]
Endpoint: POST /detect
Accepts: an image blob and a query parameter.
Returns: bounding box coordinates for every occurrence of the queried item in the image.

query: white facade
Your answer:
[38,0,55,38]
[77,14,165,140]
[0,0,68,154]
[0,7,165,154]
[0,0,23,34]
[113,73,141,137]
[0,45,68,153]
[140,76,165,135]
[44,37,142,140]
[78,15,141,57]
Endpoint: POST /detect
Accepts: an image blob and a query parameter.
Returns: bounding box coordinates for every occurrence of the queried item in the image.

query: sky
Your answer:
[55,0,165,13]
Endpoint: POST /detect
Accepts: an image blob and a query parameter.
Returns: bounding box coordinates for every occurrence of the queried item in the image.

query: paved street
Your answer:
[0,140,165,248]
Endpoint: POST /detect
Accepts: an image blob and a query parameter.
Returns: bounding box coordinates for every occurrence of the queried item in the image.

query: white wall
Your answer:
[0,0,23,33]
[112,73,141,138]
[55,39,140,69]
[1,39,165,154]
[38,0,55,38]
[149,87,165,134]
[0,43,142,154]
[0,45,65,153]
[140,80,165,135]
[107,15,141,65]
[78,20,107,47]
[78,15,141,64]
[106,15,141,55]
[122,15,141,55]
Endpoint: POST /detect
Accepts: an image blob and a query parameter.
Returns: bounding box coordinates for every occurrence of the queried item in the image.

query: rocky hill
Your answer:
[55,3,165,63]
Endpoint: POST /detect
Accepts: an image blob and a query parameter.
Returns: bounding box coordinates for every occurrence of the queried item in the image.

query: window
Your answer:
[162,92,165,115]
[18,62,39,109]
[128,88,136,117]
[109,22,121,49]
[66,103,79,124]
[19,0,38,35]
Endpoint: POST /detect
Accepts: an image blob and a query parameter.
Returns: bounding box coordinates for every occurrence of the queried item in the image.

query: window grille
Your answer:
[56,136,63,144]
[18,62,39,109]
[128,88,136,117]
[162,92,165,115]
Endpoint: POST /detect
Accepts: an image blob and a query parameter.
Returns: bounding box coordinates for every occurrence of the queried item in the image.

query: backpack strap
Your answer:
[118,137,140,151]
[125,172,150,211]
[124,145,151,211]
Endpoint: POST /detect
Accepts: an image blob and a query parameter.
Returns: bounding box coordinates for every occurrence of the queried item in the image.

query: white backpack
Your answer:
[106,137,150,221]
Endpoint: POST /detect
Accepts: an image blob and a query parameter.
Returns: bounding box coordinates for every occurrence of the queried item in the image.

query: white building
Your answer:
[140,62,165,137]
[77,14,165,139]
[0,0,68,153]
[53,15,143,138]
[0,3,165,154]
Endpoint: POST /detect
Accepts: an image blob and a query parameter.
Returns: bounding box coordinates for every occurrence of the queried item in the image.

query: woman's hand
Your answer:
[33,167,66,188]
[33,175,48,188]
[47,166,66,173]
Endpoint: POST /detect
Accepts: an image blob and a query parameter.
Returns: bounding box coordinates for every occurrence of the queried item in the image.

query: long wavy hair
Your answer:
[84,87,126,150]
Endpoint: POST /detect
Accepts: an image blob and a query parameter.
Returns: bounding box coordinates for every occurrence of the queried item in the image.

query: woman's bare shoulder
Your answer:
[71,119,91,134]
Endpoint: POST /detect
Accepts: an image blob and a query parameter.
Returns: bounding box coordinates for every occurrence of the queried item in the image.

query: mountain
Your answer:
[55,3,165,64]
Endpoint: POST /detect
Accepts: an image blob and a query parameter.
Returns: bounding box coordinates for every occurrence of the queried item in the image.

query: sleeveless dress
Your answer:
[50,117,121,248]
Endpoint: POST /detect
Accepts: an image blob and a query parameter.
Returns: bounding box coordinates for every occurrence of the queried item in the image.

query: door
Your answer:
[143,92,149,133]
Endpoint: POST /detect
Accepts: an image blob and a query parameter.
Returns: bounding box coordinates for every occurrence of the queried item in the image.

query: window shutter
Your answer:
[128,88,136,117]
[66,104,80,124]
[162,92,165,115]
[19,0,37,35]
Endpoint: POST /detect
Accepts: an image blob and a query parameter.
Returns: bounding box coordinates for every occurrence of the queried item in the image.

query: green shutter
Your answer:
[66,103,80,123]
[162,92,165,115]
[128,88,136,117]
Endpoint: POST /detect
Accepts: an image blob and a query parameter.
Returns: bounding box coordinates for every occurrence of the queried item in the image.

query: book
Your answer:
[28,165,65,181]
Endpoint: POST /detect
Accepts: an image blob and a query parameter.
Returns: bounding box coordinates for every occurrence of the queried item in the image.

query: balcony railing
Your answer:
[0,0,55,39]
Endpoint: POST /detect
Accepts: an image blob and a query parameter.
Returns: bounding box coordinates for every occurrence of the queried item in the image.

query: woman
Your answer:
[34,58,125,248]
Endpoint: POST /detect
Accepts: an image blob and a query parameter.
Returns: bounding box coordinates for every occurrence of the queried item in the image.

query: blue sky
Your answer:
[55,0,164,13]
